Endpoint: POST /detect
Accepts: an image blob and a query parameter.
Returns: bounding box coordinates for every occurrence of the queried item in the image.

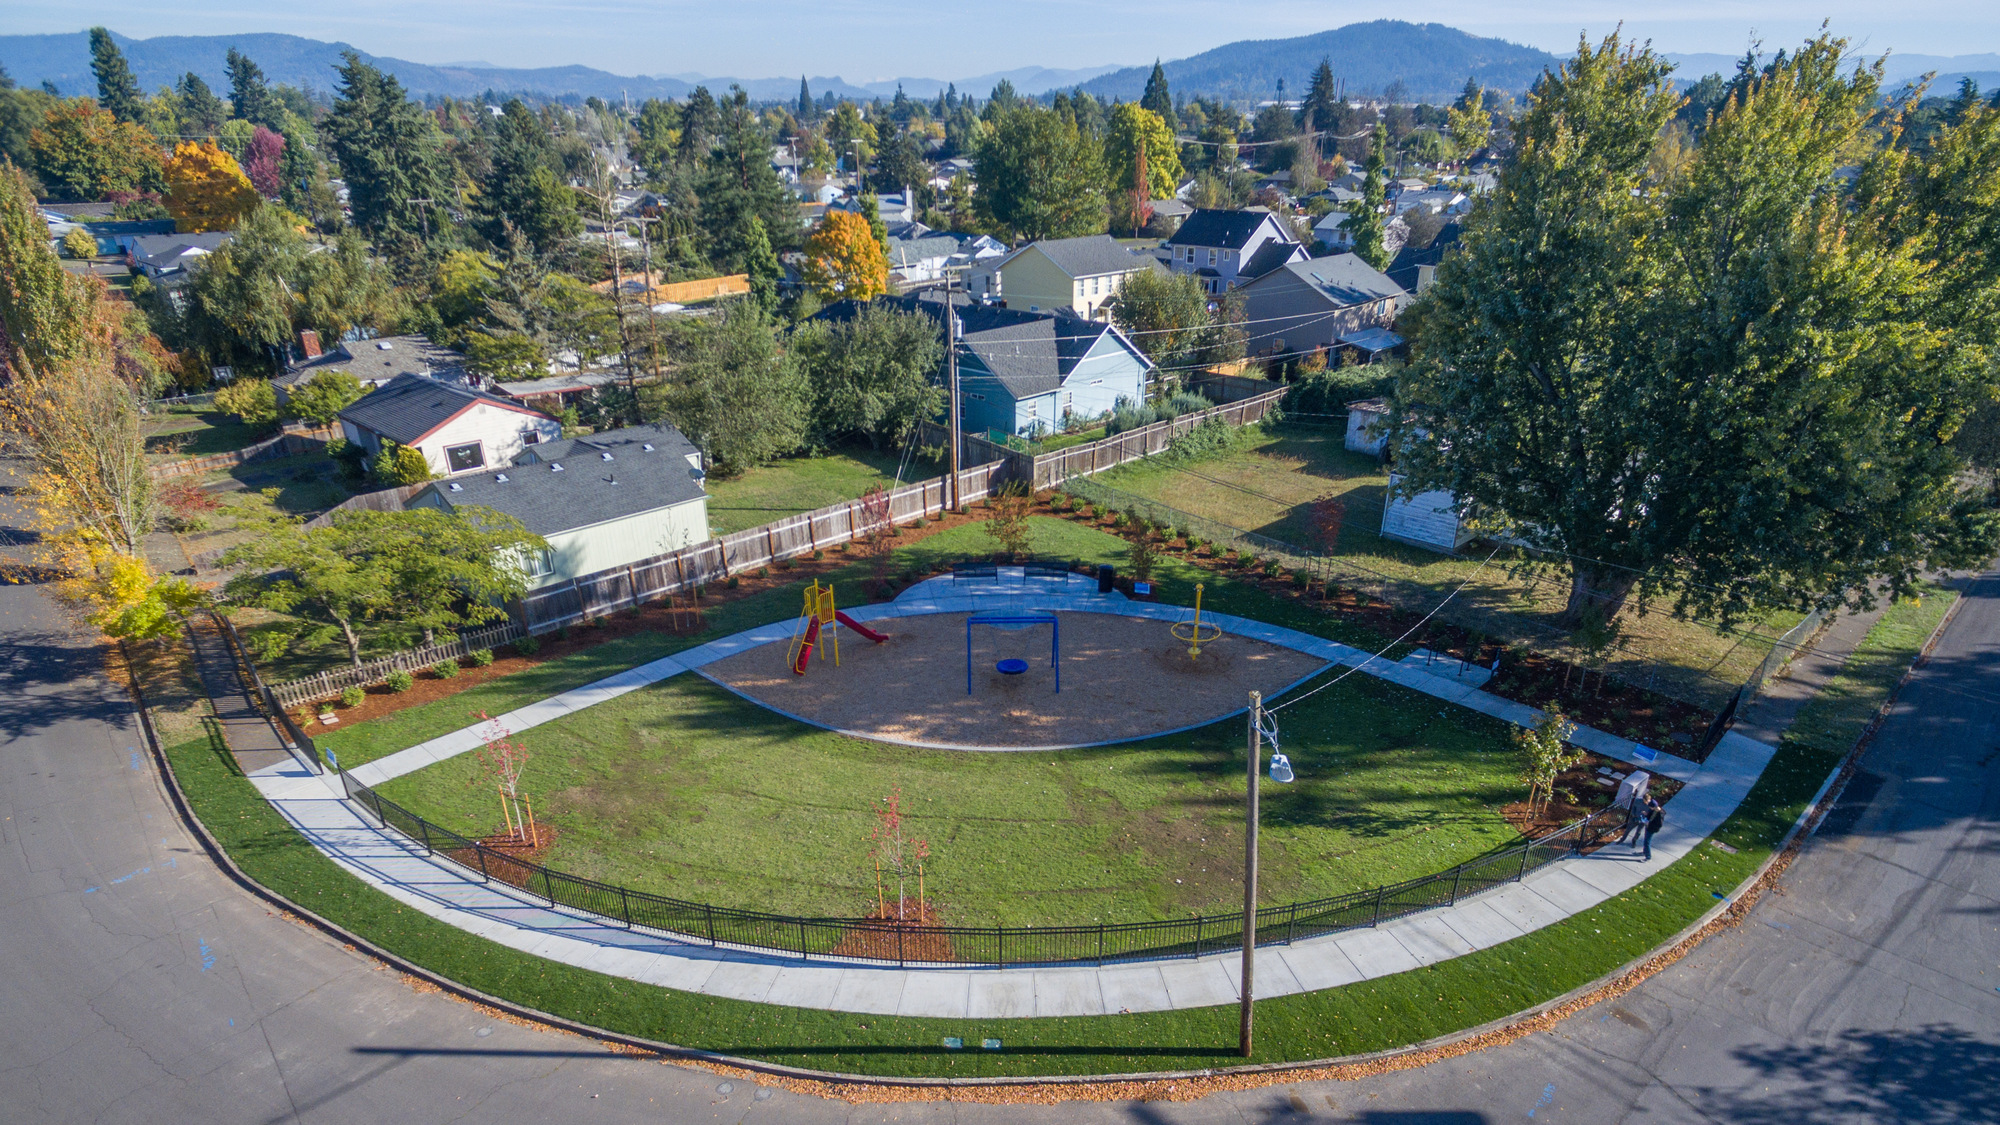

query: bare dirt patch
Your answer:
[703,610,1328,749]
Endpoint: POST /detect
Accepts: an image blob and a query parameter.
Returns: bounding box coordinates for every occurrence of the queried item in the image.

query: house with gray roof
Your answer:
[1234,253,1411,360]
[276,334,470,403]
[963,235,1165,320]
[407,421,710,590]
[337,372,562,479]
[128,231,233,278]
[1162,209,1306,294]
[813,295,1154,439]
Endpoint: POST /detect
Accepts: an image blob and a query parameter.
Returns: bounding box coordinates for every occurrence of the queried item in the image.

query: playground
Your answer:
[707,606,1328,749]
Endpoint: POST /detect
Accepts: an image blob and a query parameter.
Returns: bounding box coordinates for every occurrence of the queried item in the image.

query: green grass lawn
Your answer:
[160,716,1843,1077]
[1087,422,1804,708]
[314,517,1398,769]
[374,668,1525,927]
[702,446,945,535]
[1785,586,1956,754]
[142,410,272,460]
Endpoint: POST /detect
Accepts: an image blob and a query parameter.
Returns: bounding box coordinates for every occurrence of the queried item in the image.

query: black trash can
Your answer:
[1097,563,1115,593]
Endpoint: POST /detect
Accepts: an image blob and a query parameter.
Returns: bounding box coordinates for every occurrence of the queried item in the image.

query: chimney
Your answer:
[298,329,322,359]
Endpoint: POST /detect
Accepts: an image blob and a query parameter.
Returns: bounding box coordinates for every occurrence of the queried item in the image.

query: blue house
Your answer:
[812,295,1155,438]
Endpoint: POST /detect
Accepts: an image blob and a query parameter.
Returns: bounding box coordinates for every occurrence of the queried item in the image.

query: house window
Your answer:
[1207,249,1218,265]
[523,548,555,578]
[445,442,485,472]
[1223,249,1234,262]
[521,429,541,445]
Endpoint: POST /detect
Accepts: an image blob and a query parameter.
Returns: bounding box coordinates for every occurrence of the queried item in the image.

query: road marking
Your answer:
[1528,1082,1556,1117]
[199,938,215,972]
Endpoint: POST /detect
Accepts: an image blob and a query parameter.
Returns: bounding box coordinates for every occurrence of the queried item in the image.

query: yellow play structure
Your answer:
[1171,582,1225,659]
[786,581,888,675]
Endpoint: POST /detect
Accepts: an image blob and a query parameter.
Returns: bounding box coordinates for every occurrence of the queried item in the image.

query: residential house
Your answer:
[887,232,970,288]
[275,333,470,405]
[336,372,562,479]
[408,423,710,590]
[1311,211,1356,252]
[1394,188,1469,217]
[813,295,1154,438]
[128,231,232,279]
[1385,221,1462,295]
[1234,253,1410,359]
[1162,209,1307,294]
[963,235,1164,320]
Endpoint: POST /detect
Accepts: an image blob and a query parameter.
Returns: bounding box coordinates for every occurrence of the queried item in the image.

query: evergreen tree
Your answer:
[322,52,453,249]
[177,72,227,135]
[474,99,580,257]
[697,90,800,270]
[1301,59,1340,153]
[88,28,143,124]
[677,86,721,165]
[1141,61,1173,119]
[1343,121,1390,269]
[743,216,781,311]
[226,48,281,128]
[797,77,813,121]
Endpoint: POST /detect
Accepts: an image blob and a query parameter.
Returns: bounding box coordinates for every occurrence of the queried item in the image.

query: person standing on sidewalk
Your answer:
[1639,796,1664,862]
[1615,770,1652,843]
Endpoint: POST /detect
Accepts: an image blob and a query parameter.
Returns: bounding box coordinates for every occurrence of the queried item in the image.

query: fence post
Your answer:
[798,918,809,960]
[1372,884,1385,926]
[539,867,555,905]
[1449,865,1463,905]
[1097,924,1105,967]
[415,817,433,855]
[705,903,717,945]
[476,845,490,882]
[619,886,632,928]
[1287,903,1298,945]
[897,925,905,968]
[1193,914,1204,958]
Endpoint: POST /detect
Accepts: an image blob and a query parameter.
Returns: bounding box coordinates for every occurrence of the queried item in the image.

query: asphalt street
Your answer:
[4,532,1994,1123]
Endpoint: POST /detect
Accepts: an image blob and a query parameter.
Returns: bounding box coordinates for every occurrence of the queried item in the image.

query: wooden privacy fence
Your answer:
[150,424,338,481]
[517,463,1005,632]
[301,482,429,531]
[264,619,525,711]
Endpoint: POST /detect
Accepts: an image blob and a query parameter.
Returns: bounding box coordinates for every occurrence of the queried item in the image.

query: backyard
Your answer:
[701,444,945,534]
[141,406,273,462]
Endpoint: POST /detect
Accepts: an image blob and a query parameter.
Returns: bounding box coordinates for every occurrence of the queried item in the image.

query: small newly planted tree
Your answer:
[984,481,1032,560]
[869,787,930,921]
[472,710,534,843]
[1515,704,1581,818]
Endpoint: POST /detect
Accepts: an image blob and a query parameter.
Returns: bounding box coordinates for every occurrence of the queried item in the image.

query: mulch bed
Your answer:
[827,902,956,962]
[1497,754,1686,842]
[443,823,560,887]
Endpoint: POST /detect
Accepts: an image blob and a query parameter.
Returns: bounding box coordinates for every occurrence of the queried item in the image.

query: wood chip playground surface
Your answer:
[703,610,1330,750]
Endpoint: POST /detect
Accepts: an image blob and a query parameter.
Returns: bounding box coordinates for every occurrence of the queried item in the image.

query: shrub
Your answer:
[593,615,608,628]
[431,659,460,679]
[61,226,97,259]
[758,566,770,578]
[1265,559,1282,577]
[339,686,365,709]
[727,575,740,588]
[1240,554,1259,570]
[513,634,539,656]
[554,625,569,641]
[1091,504,1106,520]
[385,669,414,693]
[1292,571,1309,589]
[1112,511,1129,527]
[913,517,927,529]
[469,648,495,666]
[813,549,825,559]
[625,604,642,617]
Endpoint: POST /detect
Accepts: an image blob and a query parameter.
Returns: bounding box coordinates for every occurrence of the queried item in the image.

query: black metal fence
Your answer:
[340,770,1630,968]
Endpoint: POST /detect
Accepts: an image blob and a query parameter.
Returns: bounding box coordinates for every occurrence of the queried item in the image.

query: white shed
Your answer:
[1345,398,1390,455]
[1380,472,1475,553]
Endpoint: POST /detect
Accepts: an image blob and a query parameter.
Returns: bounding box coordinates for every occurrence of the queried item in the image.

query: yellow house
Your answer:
[967,235,1165,320]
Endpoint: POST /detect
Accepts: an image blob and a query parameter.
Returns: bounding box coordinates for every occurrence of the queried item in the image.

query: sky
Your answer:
[3,1,1996,81]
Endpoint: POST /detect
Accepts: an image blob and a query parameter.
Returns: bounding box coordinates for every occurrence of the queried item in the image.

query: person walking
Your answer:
[1615,769,1652,844]
[1639,796,1664,862]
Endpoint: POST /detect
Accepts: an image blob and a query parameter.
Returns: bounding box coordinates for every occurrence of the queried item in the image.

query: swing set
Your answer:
[787,581,889,675]
[965,613,1061,694]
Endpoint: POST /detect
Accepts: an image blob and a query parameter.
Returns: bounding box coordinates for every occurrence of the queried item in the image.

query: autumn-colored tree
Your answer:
[243,125,285,197]
[1514,705,1581,817]
[28,99,163,201]
[164,140,261,232]
[61,226,97,260]
[800,210,888,300]
[1104,102,1184,202]
[472,711,535,843]
[1311,494,1347,552]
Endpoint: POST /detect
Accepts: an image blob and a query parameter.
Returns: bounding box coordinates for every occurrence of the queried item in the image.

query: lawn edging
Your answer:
[123,588,1958,1096]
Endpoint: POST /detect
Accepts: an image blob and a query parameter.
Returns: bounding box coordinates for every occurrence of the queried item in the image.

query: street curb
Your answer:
[123,588,1965,1100]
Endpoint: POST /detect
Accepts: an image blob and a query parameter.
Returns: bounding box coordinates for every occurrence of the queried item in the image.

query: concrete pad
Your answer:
[633,956,718,991]
[1386,913,1478,964]
[1096,965,1168,1014]
[1031,969,1106,1017]
[830,969,906,1016]
[1157,959,1239,1009]
[1438,898,1528,951]
[1277,942,1367,991]
[967,971,1037,1019]
[1212,947,1307,999]
[1331,927,1425,979]
[1565,854,1652,897]
[1476,883,1571,935]
[895,972,972,1018]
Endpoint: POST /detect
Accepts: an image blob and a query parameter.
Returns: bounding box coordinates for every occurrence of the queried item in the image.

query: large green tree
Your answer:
[474,99,581,257]
[176,72,227,135]
[974,105,1107,241]
[641,302,807,473]
[698,90,799,269]
[1390,34,2000,628]
[1343,121,1390,268]
[1108,269,1223,379]
[790,303,944,449]
[226,48,282,129]
[88,28,143,124]
[1141,62,1173,118]
[322,53,453,250]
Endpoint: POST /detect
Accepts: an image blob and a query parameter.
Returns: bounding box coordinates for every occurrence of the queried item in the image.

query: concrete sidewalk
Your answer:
[247,570,1820,1018]
[185,614,295,775]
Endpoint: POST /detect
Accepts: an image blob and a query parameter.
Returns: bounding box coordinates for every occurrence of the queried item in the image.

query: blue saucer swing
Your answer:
[966,613,1060,694]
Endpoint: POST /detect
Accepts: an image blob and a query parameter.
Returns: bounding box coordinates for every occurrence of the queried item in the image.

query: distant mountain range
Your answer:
[1078,21,1560,104]
[3,27,1995,110]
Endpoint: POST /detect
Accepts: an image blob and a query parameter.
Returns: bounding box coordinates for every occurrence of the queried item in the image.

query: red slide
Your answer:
[835,611,888,644]
[791,618,819,675]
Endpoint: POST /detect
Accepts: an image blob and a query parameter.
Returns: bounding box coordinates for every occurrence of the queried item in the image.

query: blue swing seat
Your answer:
[995,658,1030,675]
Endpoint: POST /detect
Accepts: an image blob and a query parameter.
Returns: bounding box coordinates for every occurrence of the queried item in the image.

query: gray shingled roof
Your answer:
[337,373,553,446]
[421,440,707,537]
[1241,239,1306,281]
[278,335,467,390]
[886,234,965,268]
[1262,253,1409,307]
[129,231,232,272]
[1015,235,1160,279]
[806,294,1149,400]
[519,423,703,469]
[1165,209,1289,251]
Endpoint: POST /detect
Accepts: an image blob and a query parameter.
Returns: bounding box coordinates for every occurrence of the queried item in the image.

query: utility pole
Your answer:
[406,197,434,242]
[632,214,664,382]
[1240,689,1261,1058]
[946,269,961,511]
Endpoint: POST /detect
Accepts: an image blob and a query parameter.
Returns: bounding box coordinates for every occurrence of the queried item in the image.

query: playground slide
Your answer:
[792,618,819,675]
[835,611,888,644]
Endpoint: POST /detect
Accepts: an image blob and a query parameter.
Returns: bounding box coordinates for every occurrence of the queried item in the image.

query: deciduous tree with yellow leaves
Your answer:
[164,140,261,232]
[800,210,888,300]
